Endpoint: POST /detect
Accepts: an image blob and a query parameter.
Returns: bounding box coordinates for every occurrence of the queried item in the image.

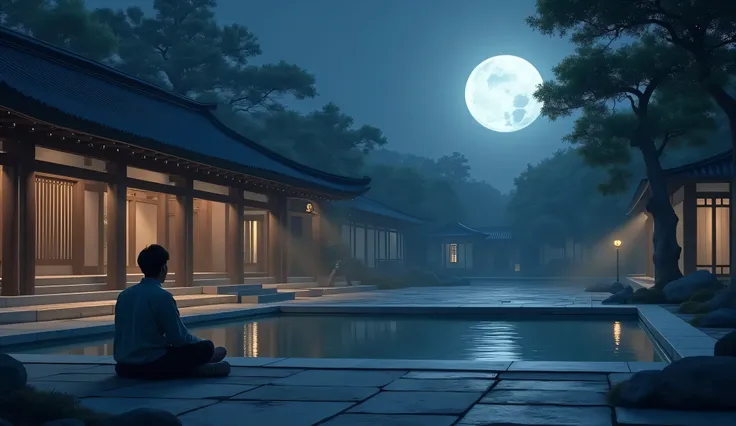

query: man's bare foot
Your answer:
[210,346,227,363]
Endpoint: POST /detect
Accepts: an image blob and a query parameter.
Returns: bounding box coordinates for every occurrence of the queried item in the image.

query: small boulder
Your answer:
[663,270,723,303]
[699,308,736,328]
[614,370,662,407]
[43,419,85,426]
[611,356,736,410]
[602,286,633,304]
[0,353,27,393]
[658,356,736,410]
[715,331,736,357]
[99,409,181,426]
[586,281,625,294]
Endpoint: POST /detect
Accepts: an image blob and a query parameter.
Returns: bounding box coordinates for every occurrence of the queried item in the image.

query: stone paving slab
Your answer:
[272,369,406,387]
[383,378,495,392]
[96,382,257,399]
[177,401,354,426]
[498,372,609,382]
[507,361,631,373]
[403,371,497,380]
[458,404,613,426]
[232,385,379,402]
[481,389,609,406]
[81,397,217,416]
[348,391,482,414]
[321,413,459,426]
[616,407,736,426]
[494,380,609,392]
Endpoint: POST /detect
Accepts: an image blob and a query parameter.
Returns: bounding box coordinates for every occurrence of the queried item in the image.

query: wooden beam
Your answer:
[106,161,127,290]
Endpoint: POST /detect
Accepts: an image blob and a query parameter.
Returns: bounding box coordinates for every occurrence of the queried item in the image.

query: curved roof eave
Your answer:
[0,27,371,197]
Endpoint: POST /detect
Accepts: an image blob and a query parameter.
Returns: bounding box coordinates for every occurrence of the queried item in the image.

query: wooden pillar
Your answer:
[226,188,244,284]
[682,182,697,275]
[1,160,19,296]
[106,162,127,290]
[1,139,36,295]
[71,180,85,275]
[311,203,322,279]
[172,177,194,287]
[268,195,288,283]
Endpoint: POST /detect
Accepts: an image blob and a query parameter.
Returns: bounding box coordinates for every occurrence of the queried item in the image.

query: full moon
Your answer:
[465,55,544,133]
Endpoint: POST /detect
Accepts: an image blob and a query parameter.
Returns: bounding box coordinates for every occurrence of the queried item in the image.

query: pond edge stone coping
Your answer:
[0,303,716,361]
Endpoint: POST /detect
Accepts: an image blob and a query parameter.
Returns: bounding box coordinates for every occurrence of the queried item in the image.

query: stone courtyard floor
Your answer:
[15,355,736,426]
[3,280,736,425]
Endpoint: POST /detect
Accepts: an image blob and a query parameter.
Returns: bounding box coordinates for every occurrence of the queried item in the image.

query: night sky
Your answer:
[87,0,576,192]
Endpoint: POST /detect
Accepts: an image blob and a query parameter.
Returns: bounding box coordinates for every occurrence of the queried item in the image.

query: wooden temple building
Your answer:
[628,150,732,278]
[0,27,403,298]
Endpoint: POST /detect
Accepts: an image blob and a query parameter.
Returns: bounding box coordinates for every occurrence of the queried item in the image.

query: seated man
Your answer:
[114,244,230,380]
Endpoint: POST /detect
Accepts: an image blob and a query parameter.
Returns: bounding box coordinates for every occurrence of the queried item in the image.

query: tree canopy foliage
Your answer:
[0,0,507,227]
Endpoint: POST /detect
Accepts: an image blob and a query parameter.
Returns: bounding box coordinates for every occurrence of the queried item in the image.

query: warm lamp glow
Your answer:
[613,239,622,247]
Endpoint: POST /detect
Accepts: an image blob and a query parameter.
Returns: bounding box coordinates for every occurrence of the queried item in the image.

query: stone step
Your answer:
[264,282,318,290]
[29,272,231,286]
[194,277,232,286]
[286,277,315,283]
[35,283,109,295]
[202,284,265,296]
[0,286,203,308]
[318,285,377,295]
[280,288,323,298]
[240,292,296,304]
[0,293,236,325]
[243,276,275,284]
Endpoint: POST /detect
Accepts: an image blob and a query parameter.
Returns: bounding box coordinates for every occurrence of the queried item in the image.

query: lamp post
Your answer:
[613,239,622,283]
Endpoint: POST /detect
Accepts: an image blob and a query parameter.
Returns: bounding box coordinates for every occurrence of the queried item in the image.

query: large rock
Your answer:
[715,331,736,357]
[704,286,736,311]
[99,409,181,426]
[613,356,736,410]
[699,308,736,328]
[663,270,723,303]
[602,286,633,304]
[0,353,27,393]
[586,281,626,294]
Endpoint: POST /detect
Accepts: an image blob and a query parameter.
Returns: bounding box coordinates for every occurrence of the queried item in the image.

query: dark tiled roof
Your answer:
[337,197,425,224]
[430,222,489,237]
[475,227,513,240]
[0,27,370,196]
[627,150,733,214]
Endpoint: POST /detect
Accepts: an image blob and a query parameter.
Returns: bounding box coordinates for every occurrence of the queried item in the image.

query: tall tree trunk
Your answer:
[638,139,683,288]
[707,85,736,287]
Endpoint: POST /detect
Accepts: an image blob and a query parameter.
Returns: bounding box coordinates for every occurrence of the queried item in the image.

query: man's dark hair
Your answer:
[137,244,170,278]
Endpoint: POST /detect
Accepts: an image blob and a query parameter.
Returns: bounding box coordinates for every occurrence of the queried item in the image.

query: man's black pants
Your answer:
[115,340,214,380]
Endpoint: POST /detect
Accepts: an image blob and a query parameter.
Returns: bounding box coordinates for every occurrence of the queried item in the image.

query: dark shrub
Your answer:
[0,386,106,426]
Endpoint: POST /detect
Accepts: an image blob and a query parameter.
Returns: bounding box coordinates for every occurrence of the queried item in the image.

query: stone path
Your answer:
[22,359,736,426]
[662,305,736,340]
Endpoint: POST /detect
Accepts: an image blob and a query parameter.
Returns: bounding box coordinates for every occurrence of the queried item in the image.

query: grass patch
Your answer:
[689,288,721,303]
[0,385,107,426]
[679,301,712,314]
[627,288,666,304]
[689,314,705,327]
